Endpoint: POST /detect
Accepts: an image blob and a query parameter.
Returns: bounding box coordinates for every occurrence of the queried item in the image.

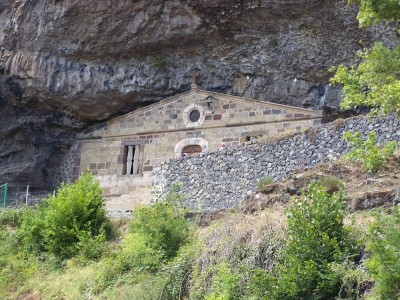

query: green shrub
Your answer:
[365,207,400,299]
[349,0,400,27]
[247,267,276,300]
[273,181,359,300]
[205,263,243,300]
[0,216,39,298]
[257,176,273,191]
[330,0,400,115]
[330,43,400,115]
[76,227,109,262]
[0,208,24,228]
[330,260,371,300]
[20,172,111,259]
[129,183,192,260]
[343,131,397,173]
[89,183,194,295]
[92,237,164,295]
[158,244,195,300]
[117,233,163,272]
[187,210,286,300]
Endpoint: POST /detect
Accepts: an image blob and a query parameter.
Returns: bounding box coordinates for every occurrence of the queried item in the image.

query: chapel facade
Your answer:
[75,84,321,212]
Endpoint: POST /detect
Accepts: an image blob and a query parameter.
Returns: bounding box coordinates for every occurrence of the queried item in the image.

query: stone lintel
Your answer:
[122,139,152,145]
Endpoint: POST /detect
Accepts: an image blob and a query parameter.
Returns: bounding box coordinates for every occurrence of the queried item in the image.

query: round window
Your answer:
[183,104,205,127]
[189,109,200,122]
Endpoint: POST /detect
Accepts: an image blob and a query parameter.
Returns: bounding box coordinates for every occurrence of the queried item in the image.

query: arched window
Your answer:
[174,138,208,158]
[182,145,202,157]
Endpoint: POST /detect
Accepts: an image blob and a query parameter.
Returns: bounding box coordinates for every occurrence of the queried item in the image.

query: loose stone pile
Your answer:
[153,114,400,211]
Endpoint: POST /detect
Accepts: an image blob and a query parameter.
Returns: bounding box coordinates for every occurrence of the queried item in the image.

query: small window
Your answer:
[189,109,200,122]
[182,144,202,157]
[124,145,143,175]
[183,104,205,127]
[241,135,262,143]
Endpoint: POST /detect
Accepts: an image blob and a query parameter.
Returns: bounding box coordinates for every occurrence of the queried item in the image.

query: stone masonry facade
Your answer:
[67,85,321,212]
[153,114,400,211]
[55,141,81,186]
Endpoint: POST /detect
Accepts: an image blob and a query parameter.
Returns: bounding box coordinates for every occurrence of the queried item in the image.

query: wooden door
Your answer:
[182,145,202,157]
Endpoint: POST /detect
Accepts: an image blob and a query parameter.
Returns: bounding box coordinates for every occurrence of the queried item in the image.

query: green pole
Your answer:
[4,183,7,208]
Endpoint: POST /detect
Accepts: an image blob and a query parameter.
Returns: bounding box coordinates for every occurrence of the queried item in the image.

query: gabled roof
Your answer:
[82,85,321,135]
[109,85,319,124]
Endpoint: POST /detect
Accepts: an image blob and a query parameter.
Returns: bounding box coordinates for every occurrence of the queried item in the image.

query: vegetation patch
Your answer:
[257,176,274,192]
[1,162,400,299]
[20,171,112,260]
[343,131,397,173]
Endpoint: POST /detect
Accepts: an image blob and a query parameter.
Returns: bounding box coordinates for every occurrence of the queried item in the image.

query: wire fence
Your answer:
[1,184,54,208]
[7,191,53,207]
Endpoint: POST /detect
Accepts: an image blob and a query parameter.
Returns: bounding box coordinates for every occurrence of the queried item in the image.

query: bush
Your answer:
[330,43,400,115]
[76,227,109,262]
[116,233,163,273]
[247,267,276,300]
[20,172,111,259]
[0,208,24,228]
[129,183,192,261]
[86,183,194,296]
[343,131,397,173]
[158,244,195,300]
[366,207,400,299]
[330,0,400,115]
[330,260,371,300]
[273,181,359,300]
[0,228,38,298]
[205,263,243,300]
[349,0,400,27]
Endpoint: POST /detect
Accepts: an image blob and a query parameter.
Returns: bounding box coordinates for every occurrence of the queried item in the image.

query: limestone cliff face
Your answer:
[0,0,391,189]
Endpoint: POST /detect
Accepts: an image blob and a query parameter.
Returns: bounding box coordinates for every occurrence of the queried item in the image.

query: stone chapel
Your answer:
[73,83,321,212]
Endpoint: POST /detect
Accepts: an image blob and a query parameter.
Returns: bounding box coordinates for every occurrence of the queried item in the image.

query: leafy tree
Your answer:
[349,0,400,27]
[330,1,400,114]
[331,44,400,114]
[273,182,359,300]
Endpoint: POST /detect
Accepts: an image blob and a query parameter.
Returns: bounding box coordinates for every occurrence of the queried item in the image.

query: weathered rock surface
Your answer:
[0,0,395,188]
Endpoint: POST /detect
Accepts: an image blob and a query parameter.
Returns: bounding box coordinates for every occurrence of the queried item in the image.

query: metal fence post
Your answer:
[26,185,29,205]
[3,183,7,208]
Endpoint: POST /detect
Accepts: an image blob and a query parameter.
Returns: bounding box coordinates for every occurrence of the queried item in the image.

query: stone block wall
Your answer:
[79,119,318,178]
[55,141,82,185]
[81,89,318,140]
[99,174,153,213]
[153,115,400,211]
